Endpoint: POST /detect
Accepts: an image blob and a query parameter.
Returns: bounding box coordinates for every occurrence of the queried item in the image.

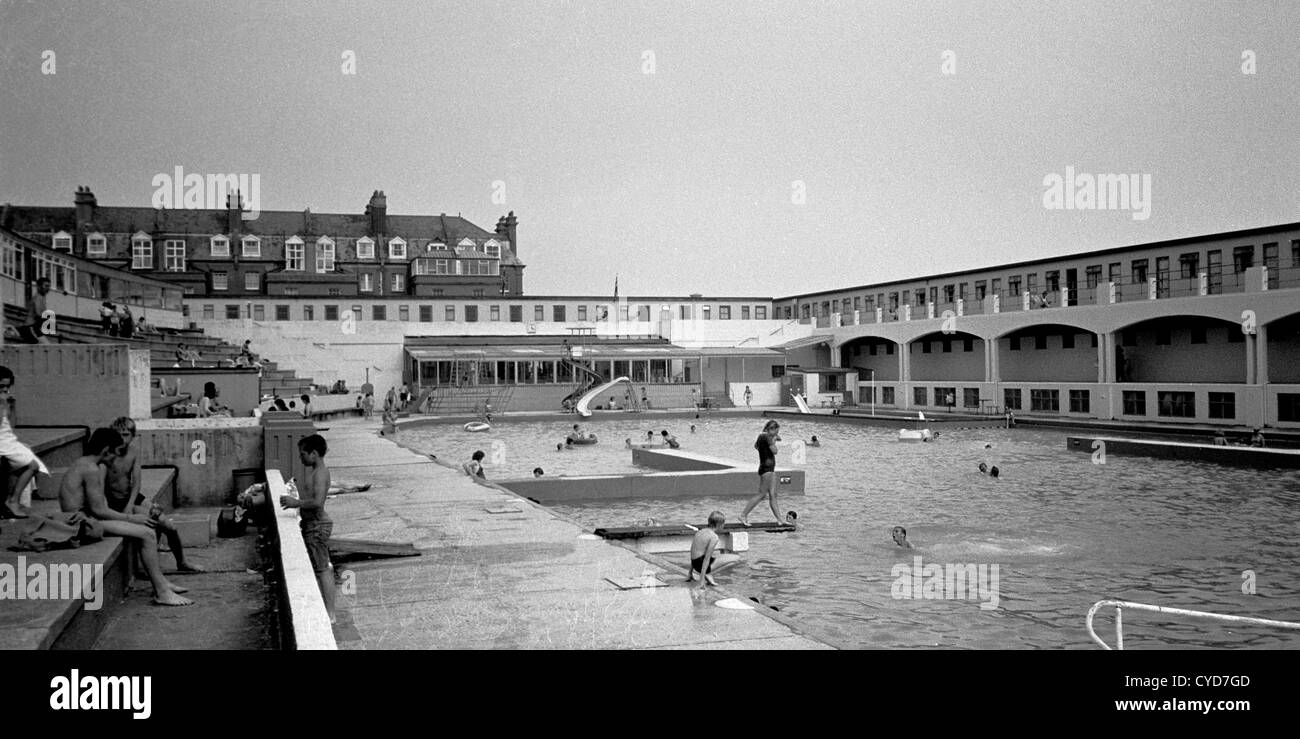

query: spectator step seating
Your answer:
[3,303,316,400]
[0,427,179,649]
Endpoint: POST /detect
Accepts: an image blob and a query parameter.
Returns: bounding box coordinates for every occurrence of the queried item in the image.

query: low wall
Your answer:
[135,418,263,506]
[152,367,261,416]
[1066,435,1300,468]
[0,344,151,428]
[265,469,336,650]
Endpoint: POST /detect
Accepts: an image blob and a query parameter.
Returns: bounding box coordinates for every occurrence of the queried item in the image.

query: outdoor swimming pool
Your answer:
[403,414,1300,649]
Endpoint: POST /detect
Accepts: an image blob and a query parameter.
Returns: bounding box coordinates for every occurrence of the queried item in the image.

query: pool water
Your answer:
[402,415,1300,649]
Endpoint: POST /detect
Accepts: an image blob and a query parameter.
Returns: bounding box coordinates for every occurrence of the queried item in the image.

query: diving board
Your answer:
[576,376,632,417]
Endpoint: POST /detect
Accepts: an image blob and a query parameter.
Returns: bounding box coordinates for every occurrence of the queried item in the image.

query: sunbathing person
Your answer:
[105,417,203,573]
[60,428,192,606]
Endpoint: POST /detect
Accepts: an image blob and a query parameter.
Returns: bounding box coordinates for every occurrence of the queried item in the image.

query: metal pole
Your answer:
[871,369,876,416]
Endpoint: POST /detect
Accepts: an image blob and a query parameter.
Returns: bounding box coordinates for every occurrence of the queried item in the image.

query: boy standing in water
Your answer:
[738,420,782,526]
[280,434,335,623]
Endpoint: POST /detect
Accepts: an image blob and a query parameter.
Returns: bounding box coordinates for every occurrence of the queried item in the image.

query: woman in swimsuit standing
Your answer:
[739,420,782,526]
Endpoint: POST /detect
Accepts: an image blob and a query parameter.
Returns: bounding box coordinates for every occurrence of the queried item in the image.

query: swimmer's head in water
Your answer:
[891,526,911,547]
[989,466,1000,478]
[785,511,798,523]
[690,425,696,432]
[556,443,563,451]
[708,510,725,528]
[978,462,988,473]
[532,467,544,477]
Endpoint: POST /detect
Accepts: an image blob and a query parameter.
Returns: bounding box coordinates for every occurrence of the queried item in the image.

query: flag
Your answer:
[614,274,619,302]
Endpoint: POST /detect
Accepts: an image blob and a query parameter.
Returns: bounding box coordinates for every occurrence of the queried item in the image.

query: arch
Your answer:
[1108,314,1245,385]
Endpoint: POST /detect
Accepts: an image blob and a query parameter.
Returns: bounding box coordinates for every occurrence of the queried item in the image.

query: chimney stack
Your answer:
[226,190,243,235]
[74,186,97,232]
[502,211,517,255]
[367,190,387,236]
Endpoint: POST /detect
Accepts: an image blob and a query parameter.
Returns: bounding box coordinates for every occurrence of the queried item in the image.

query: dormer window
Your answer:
[456,237,474,255]
[210,235,230,257]
[430,241,446,252]
[316,236,335,272]
[86,232,107,256]
[52,231,73,252]
[357,237,375,259]
[131,232,153,269]
[285,236,304,271]
[388,237,407,260]
[484,239,501,259]
[241,235,261,258]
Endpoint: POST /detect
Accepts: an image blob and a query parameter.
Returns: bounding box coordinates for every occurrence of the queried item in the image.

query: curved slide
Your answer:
[576,376,632,417]
[792,392,812,414]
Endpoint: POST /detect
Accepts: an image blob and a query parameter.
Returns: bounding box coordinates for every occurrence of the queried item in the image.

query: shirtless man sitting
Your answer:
[105,417,203,573]
[59,428,193,606]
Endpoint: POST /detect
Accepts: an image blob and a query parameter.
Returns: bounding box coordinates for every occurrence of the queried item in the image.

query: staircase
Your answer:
[2,305,315,398]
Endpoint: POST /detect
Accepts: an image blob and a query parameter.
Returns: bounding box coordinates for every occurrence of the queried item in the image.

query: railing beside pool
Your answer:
[1086,599,1300,650]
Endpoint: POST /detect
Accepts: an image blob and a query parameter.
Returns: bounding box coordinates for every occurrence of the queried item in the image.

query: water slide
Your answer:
[792,392,812,414]
[576,376,632,417]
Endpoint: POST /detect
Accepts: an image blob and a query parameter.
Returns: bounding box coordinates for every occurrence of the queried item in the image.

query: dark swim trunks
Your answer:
[755,433,776,475]
[690,555,713,574]
[300,517,334,573]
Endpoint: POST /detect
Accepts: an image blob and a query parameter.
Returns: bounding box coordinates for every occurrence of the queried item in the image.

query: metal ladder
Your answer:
[1086,599,1300,650]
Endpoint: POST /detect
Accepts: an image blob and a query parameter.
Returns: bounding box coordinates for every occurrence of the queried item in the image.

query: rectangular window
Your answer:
[757,306,767,319]
[1292,240,1300,268]
[303,305,314,321]
[914,387,928,406]
[1026,274,1038,295]
[943,285,954,303]
[328,287,341,296]
[1124,391,1145,415]
[881,387,895,405]
[1156,256,1170,297]
[922,341,932,354]
[1233,245,1253,273]
[324,305,339,321]
[275,305,290,321]
[352,305,362,321]
[373,305,386,321]
[1263,242,1279,289]
[398,305,409,322]
[420,305,433,322]
[316,241,335,272]
[392,274,405,292]
[1035,333,1047,350]
[702,306,712,320]
[202,304,214,320]
[87,235,108,256]
[741,305,751,320]
[1157,391,1195,418]
[446,306,456,321]
[252,304,265,321]
[132,238,152,269]
[244,272,259,291]
[719,305,731,320]
[1279,394,1300,422]
[357,239,374,259]
[1208,392,1235,419]
[963,388,980,408]
[1010,335,1021,351]
[535,305,545,321]
[1030,389,1059,412]
[465,305,478,322]
[974,280,986,300]
[1131,259,1148,284]
[510,305,523,322]
[1069,389,1090,413]
[360,273,373,292]
[490,305,501,321]
[577,305,588,321]
[553,305,566,322]
[1108,262,1122,284]
[283,287,298,296]
[434,259,449,274]
[934,387,956,408]
[207,236,228,257]
[389,240,406,259]
[1003,388,1022,411]
[213,272,229,291]
[1008,276,1021,295]
[285,241,304,271]
[225,304,240,319]
[1207,250,1223,294]
[1085,265,1102,289]
[1179,252,1199,280]
[942,339,952,353]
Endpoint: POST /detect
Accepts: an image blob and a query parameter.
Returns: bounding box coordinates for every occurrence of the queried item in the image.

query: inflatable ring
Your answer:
[464,421,491,432]
[566,434,598,446]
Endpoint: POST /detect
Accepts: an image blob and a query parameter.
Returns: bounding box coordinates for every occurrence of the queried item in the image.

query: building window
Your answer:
[1131,259,1148,284]
[484,240,501,258]
[741,305,751,320]
[252,304,265,321]
[1008,276,1021,295]
[389,238,406,259]
[1263,242,1279,289]
[316,238,335,272]
[1278,394,1300,422]
[434,259,449,274]
[392,274,405,292]
[509,305,522,322]
[922,340,932,354]
[1085,265,1102,289]
[52,232,72,251]
[360,273,373,292]
[720,306,731,320]
[553,305,566,322]
[275,305,290,321]
[324,305,339,321]
[373,305,386,321]
[445,305,456,321]
[1123,390,1146,415]
[1030,389,1059,412]
[1232,245,1253,273]
[1035,333,1047,350]
[161,240,186,271]
[131,235,153,269]
[202,304,214,319]
[225,304,240,319]
[914,387,928,406]
[210,236,230,257]
[757,306,767,319]
[620,304,630,321]
[241,236,260,258]
[352,305,362,321]
[244,272,259,292]
[1069,389,1090,413]
[285,237,304,271]
[1107,262,1122,284]
[881,387,895,405]
[974,281,986,300]
[420,305,433,322]
[534,305,545,321]
[396,305,408,322]
[213,272,229,291]
[87,233,107,256]
[1179,253,1199,280]
[1208,392,1235,419]
[963,388,980,408]
[1004,388,1022,411]
[490,305,501,321]
[577,305,588,321]
[1158,391,1195,418]
[1292,240,1300,268]
[328,287,341,296]
[303,305,314,321]
[465,305,478,322]
[357,238,375,259]
[702,306,711,320]
[283,287,298,296]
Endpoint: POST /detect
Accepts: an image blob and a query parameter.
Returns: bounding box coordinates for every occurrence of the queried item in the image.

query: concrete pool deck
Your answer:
[318,417,832,650]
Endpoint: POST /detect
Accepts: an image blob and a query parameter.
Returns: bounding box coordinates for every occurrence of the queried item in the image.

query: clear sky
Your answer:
[1,0,1297,298]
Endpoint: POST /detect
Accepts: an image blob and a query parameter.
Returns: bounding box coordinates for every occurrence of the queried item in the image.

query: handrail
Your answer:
[1086,599,1300,650]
